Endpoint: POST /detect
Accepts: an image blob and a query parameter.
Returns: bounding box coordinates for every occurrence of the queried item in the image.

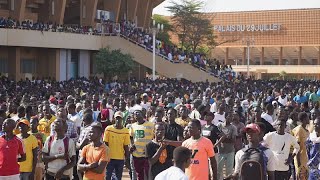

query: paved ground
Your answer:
[122,168,131,180]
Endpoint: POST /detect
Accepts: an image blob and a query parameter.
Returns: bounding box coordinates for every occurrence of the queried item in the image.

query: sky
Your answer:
[153,0,320,16]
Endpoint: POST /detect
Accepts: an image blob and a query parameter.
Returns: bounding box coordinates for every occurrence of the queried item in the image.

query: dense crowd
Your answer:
[0,17,235,80]
[0,75,320,180]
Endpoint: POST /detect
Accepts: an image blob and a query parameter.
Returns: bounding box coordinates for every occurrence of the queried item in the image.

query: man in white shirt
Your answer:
[212,105,226,126]
[261,104,274,124]
[227,123,275,180]
[263,120,300,180]
[155,146,191,180]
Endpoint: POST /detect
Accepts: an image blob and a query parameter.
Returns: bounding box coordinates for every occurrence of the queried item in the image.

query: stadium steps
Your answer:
[104,36,220,83]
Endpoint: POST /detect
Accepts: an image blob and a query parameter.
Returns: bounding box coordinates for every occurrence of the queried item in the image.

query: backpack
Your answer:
[239,145,268,180]
[47,136,70,164]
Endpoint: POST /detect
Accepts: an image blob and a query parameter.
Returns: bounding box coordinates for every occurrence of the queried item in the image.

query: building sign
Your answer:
[213,24,281,32]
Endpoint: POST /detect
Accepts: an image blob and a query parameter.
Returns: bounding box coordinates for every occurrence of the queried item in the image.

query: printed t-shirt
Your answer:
[146,141,173,178]
[18,134,38,172]
[81,143,110,180]
[42,136,76,177]
[0,135,25,176]
[129,121,154,157]
[103,125,130,160]
[182,137,215,180]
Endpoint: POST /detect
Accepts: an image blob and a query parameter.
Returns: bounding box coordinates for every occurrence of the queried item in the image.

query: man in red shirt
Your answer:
[0,118,26,179]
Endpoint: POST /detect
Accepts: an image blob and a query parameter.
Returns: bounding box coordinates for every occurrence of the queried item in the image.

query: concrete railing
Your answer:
[233,65,320,74]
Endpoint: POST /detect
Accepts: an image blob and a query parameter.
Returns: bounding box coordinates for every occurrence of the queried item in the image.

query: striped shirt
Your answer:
[129,121,154,157]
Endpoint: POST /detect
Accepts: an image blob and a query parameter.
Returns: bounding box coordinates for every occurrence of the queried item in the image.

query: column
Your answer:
[144,0,153,28]
[279,47,283,65]
[224,48,229,65]
[79,50,90,79]
[260,47,264,65]
[59,49,67,81]
[242,47,246,65]
[127,0,139,22]
[49,0,67,24]
[55,49,60,81]
[80,0,98,26]
[317,46,320,65]
[9,0,26,22]
[298,46,302,65]
[8,47,21,81]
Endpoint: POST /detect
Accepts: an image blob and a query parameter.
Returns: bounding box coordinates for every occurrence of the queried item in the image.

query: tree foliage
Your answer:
[166,0,216,53]
[152,14,173,45]
[95,47,134,78]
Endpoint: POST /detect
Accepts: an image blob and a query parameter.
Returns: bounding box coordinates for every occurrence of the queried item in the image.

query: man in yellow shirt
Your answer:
[129,109,154,180]
[103,111,130,180]
[38,105,56,136]
[16,119,38,180]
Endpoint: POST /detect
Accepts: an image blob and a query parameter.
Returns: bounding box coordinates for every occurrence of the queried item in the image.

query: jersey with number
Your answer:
[129,121,154,157]
[182,137,215,180]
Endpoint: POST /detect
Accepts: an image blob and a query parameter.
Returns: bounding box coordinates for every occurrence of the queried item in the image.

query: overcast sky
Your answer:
[153,0,320,15]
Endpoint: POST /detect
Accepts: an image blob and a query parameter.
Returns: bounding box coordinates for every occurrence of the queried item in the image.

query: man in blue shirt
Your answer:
[293,89,308,104]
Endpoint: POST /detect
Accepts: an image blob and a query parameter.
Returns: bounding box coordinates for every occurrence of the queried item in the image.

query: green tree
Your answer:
[95,47,134,79]
[166,0,216,53]
[279,71,287,80]
[152,14,173,45]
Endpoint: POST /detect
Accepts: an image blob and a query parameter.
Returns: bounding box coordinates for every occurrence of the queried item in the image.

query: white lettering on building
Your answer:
[213,24,281,32]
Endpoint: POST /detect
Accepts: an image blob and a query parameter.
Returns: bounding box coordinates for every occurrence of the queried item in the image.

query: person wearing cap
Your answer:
[16,119,39,180]
[49,97,57,114]
[0,119,26,180]
[227,123,275,180]
[263,120,300,180]
[78,122,109,180]
[103,111,130,180]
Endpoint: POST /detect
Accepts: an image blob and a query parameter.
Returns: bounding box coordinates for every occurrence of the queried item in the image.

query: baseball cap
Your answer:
[114,111,123,118]
[16,119,30,128]
[272,101,278,105]
[49,97,56,103]
[142,93,148,97]
[243,123,260,133]
[91,122,103,131]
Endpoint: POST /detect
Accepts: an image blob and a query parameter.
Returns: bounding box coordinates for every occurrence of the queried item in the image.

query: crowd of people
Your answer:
[0,75,320,180]
[119,20,236,80]
[0,17,235,81]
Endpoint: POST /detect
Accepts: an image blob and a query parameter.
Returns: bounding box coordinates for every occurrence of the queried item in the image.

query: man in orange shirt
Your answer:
[78,122,109,180]
[182,119,217,180]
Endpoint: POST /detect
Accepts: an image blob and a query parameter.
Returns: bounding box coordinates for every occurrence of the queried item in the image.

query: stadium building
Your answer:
[210,8,320,80]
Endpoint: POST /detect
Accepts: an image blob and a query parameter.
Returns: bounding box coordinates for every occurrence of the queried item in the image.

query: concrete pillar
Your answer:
[48,0,67,24]
[79,50,90,78]
[279,47,283,65]
[8,47,21,81]
[136,0,152,28]
[9,0,26,22]
[144,0,153,28]
[80,0,98,26]
[103,0,122,22]
[318,46,320,65]
[298,46,302,65]
[55,49,60,81]
[127,0,138,22]
[260,47,264,65]
[59,49,67,81]
[242,47,246,65]
[224,48,229,65]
